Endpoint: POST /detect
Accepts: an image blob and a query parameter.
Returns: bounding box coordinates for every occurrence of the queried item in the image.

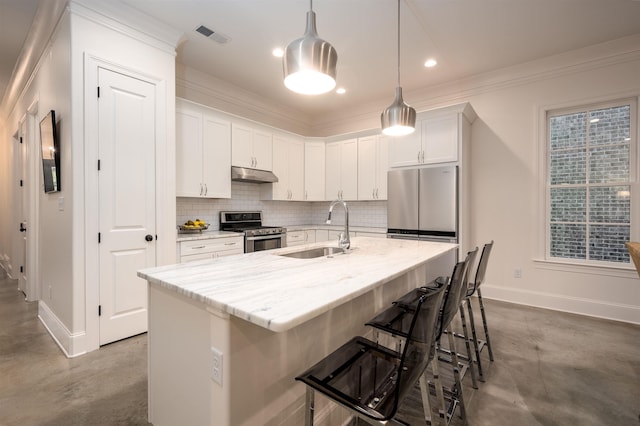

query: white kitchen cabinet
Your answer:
[232,123,273,171]
[262,135,304,200]
[357,135,388,200]
[388,107,467,168]
[315,229,329,242]
[178,236,244,263]
[286,230,316,247]
[176,100,231,198]
[328,230,356,242]
[304,141,325,201]
[325,138,358,201]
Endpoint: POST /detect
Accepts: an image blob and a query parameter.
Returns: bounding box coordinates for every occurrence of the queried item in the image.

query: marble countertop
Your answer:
[139,237,456,332]
[176,230,242,242]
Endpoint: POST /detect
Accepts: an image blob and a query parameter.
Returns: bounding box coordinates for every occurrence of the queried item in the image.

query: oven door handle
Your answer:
[245,234,284,241]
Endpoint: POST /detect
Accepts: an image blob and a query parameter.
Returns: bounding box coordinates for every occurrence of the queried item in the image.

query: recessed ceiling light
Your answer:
[272,48,284,58]
[336,88,346,94]
[424,58,437,68]
[590,118,600,123]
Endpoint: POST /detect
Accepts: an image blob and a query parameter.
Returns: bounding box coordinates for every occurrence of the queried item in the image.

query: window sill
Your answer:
[533,258,638,279]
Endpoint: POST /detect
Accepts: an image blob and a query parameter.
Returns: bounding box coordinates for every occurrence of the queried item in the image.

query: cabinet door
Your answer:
[357,136,377,200]
[271,135,290,200]
[253,129,273,171]
[287,230,306,246]
[289,139,305,200]
[202,114,231,198]
[305,142,325,201]
[315,229,329,242]
[422,115,458,163]
[376,135,389,200]
[340,138,358,200]
[388,129,421,168]
[325,141,342,200]
[176,106,204,197]
[231,123,254,168]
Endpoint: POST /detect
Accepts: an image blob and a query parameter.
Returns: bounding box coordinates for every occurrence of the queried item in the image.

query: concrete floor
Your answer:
[1,273,639,425]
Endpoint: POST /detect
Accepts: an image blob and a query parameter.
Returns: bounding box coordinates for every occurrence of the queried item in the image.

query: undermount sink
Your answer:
[279,246,346,259]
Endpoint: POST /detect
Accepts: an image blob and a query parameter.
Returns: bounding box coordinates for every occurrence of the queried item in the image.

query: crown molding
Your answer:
[312,33,640,136]
[176,63,313,136]
[69,0,183,54]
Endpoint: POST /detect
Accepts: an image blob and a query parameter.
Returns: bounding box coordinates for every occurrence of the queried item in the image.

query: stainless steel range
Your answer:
[219,211,287,253]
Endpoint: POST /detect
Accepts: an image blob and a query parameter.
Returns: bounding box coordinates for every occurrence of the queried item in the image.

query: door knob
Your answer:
[145,234,153,242]
[19,223,26,232]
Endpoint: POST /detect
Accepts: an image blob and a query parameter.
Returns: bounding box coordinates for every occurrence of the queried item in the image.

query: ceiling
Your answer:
[2,0,640,117]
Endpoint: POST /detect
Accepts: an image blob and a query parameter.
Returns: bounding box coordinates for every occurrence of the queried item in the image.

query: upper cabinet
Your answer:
[176,99,231,198]
[388,103,476,168]
[261,134,304,201]
[232,123,273,171]
[325,138,358,201]
[304,141,325,201]
[357,135,388,200]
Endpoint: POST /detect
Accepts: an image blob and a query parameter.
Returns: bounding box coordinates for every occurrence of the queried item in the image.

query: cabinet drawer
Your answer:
[180,237,244,256]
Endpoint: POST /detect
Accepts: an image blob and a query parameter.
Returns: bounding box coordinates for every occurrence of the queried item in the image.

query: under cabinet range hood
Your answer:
[231,166,279,183]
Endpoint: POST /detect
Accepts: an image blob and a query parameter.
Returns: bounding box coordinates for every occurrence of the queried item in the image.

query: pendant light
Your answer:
[381,0,416,136]
[283,0,337,95]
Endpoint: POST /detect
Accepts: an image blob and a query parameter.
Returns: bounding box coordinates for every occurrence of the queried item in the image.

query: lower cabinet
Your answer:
[287,230,316,247]
[178,236,244,263]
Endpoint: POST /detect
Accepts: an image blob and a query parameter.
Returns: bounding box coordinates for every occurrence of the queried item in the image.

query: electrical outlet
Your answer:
[211,347,223,385]
[514,269,522,278]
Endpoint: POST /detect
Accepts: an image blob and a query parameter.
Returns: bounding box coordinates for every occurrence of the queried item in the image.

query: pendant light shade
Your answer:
[283,1,337,95]
[381,0,416,136]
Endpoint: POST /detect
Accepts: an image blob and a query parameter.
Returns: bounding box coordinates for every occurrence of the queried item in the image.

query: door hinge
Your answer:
[98,232,101,243]
[19,179,23,187]
[98,305,102,316]
[97,86,100,98]
[97,159,101,171]
[20,266,23,273]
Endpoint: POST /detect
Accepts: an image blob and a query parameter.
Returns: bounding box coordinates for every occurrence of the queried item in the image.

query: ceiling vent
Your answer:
[195,25,231,44]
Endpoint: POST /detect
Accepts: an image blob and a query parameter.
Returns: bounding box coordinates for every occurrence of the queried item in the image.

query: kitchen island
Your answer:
[138,237,456,426]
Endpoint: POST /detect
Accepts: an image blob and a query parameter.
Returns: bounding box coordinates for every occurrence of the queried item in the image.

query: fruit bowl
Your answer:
[178,222,209,232]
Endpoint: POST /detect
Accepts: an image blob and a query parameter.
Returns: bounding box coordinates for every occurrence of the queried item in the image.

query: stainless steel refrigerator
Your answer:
[387,165,458,243]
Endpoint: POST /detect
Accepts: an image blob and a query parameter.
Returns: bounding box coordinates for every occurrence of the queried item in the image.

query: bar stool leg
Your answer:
[305,387,315,426]
[458,305,478,389]
[419,372,433,425]
[447,330,468,425]
[431,346,447,426]
[476,288,494,362]
[466,299,484,381]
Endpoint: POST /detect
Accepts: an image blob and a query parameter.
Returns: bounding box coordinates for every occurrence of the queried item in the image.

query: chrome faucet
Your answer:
[326,199,350,250]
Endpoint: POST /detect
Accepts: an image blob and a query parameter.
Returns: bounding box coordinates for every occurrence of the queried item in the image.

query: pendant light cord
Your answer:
[396,0,401,88]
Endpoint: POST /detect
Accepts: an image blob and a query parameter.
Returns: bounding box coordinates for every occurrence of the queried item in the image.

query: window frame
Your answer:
[544,97,638,267]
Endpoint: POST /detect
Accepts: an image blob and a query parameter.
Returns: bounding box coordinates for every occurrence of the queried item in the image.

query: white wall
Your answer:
[0,0,179,356]
[178,35,640,324]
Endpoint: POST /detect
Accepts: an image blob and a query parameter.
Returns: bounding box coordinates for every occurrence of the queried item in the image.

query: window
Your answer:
[547,99,636,265]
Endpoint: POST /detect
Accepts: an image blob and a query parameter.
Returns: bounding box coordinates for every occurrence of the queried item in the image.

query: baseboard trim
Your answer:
[480,284,640,325]
[38,301,87,358]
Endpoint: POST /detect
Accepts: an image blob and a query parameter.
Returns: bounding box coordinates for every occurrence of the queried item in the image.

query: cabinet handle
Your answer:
[418,151,421,163]
[375,188,379,199]
[305,190,308,200]
[224,242,236,246]
[192,245,206,249]
[204,184,208,196]
[421,151,425,163]
[200,183,203,196]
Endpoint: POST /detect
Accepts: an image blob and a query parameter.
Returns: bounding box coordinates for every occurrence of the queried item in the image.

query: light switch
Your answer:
[58,196,64,211]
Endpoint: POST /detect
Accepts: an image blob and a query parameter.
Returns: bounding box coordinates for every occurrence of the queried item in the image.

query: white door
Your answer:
[98,68,156,345]
[19,120,28,295]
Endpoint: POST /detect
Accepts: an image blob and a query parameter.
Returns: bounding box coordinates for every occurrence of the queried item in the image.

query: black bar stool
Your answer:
[365,256,472,426]
[295,282,447,426]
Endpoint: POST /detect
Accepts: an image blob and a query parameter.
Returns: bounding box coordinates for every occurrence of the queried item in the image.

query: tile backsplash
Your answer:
[177,182,387,230]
